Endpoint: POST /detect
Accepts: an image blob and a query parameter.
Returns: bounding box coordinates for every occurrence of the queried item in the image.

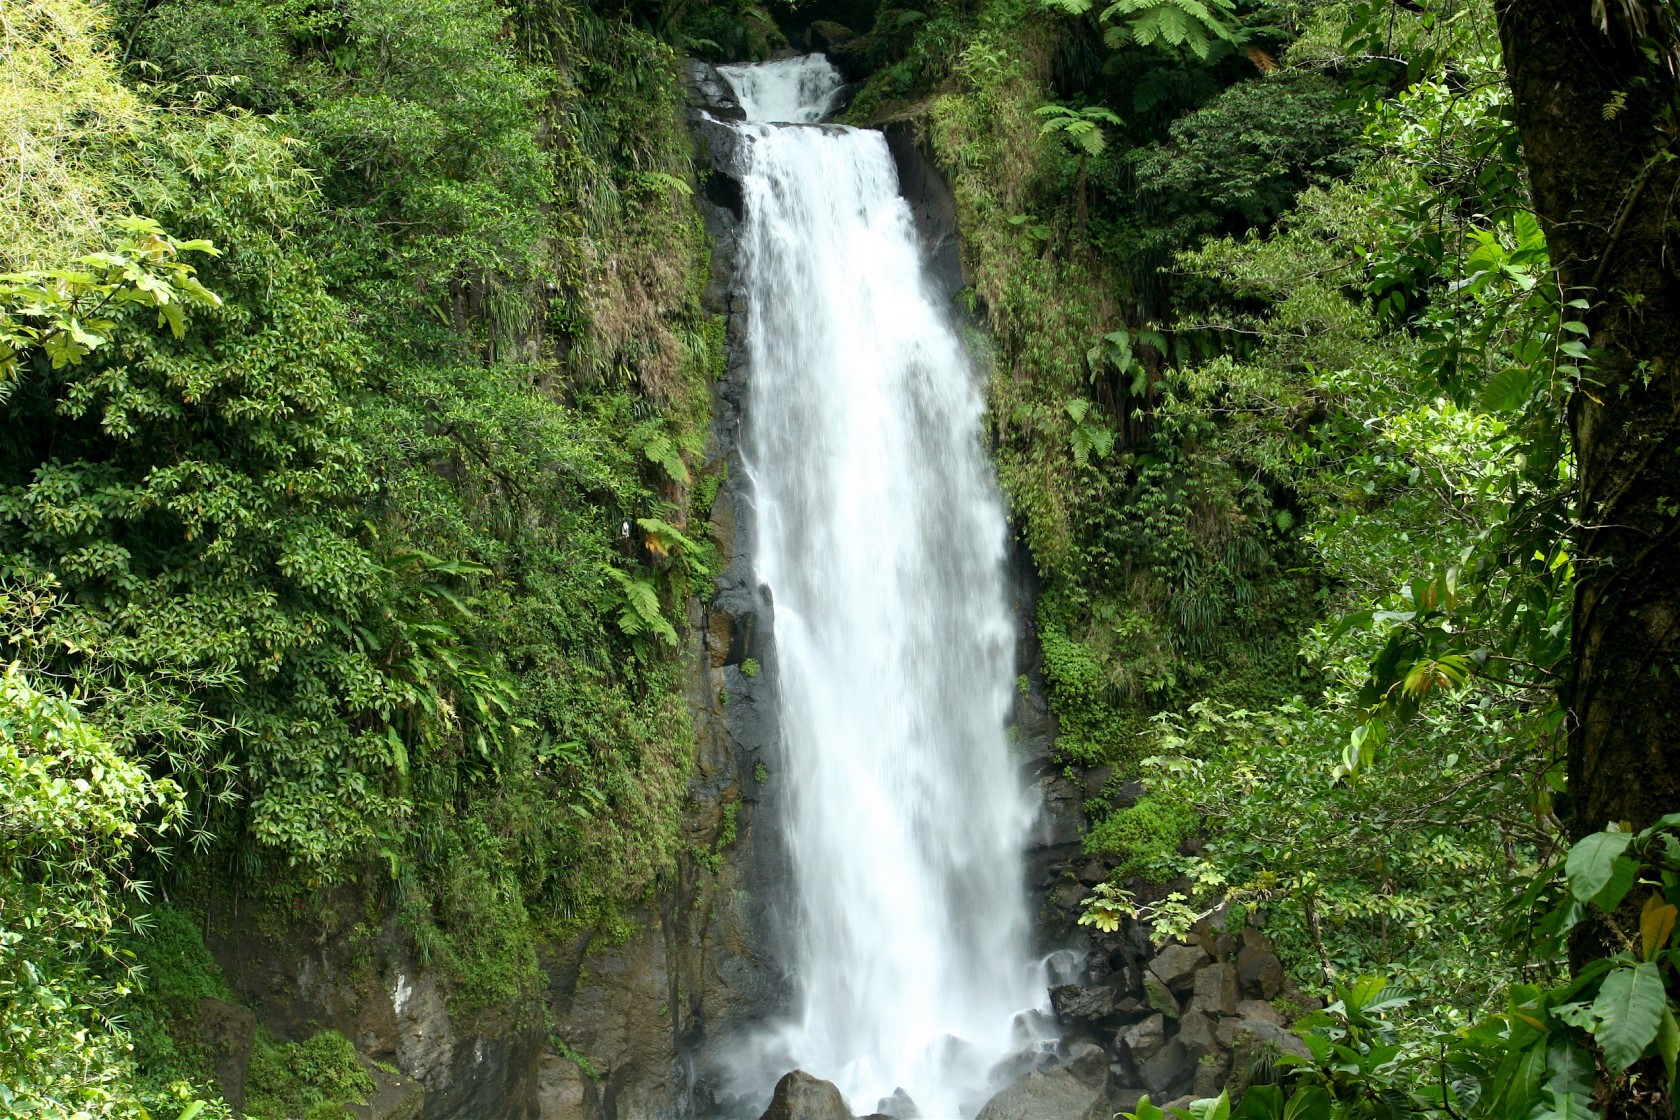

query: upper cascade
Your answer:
[717,55,845,123]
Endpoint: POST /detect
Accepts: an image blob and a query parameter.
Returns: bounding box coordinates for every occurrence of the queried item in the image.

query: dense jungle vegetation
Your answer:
[3,0,1679,1112]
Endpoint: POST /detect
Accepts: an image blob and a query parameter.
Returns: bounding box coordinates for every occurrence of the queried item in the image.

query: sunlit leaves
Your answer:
[0,218,220,390]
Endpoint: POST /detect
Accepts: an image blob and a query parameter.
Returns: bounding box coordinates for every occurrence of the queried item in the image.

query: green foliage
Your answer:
[244,1031,375,1120]
[1037,103,1126,156]
[1082,795,1196,879]
[0,653,223,1118]
[1041,0,1239,59]
[0,217,221,386]
[1131,73,1365,252]
[1147,820,1680,1120]
[0,0,146,268]
[3,0,721,1109]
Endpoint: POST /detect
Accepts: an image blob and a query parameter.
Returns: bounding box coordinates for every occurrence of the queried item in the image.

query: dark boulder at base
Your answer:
[759,1070,854,1120]
[876,1087,921,1118]
[1051,982,1118,1025]
[976,1067,1105,1120]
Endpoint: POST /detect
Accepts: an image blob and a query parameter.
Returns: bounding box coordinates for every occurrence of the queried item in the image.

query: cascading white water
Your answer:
[716,56,1043,1119]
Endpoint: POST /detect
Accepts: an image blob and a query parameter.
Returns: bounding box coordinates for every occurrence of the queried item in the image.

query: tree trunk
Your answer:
[1498,3,1680,1112]
[1496,0,1680,843]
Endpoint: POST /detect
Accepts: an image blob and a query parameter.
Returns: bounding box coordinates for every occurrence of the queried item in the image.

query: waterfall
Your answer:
[716,56,1044,1119]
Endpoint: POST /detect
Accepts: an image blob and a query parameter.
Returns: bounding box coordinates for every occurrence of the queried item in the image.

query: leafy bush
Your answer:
[244,1031,375,1120]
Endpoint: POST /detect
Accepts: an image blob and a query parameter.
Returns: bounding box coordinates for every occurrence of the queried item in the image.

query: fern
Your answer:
[1065,398,1117,466]
[1104,0,1237,59]
[1040,0,1096,15]
[604,567,678,646]
[1036,103,1125,156]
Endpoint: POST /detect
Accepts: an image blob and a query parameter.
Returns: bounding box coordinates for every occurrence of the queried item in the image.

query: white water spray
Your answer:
[716,56,1044,1119]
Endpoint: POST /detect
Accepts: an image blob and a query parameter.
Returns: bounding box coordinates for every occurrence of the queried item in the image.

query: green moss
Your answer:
[1083,795,1197,881]
[410,825,541,1016]
[719,798,740,849]
[124,907,238,1079]
[243,1031,375,1120]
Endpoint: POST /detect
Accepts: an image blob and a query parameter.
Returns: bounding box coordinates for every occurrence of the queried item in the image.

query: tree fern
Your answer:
[1041,0,1238,60]
[1100,0,1236,58]
[1035,103,1125,156]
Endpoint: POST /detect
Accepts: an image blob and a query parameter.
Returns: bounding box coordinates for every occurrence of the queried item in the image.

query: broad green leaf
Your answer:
[1590,962,1666,1072]
[1281,1086,1329,1120]
[1566,832,1634,903]
[1591,856,1638,911]
[1526,1038,1596,1120]
[1128,1096,1168,1120]
[1232,1084,1283,1120]
[1481,365,1533,410]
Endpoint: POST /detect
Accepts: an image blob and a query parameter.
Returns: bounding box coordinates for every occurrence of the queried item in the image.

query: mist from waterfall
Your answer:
[715,55,1045,1120]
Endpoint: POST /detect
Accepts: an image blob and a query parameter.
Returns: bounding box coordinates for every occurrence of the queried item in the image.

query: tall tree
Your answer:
[1496,0,1680,862]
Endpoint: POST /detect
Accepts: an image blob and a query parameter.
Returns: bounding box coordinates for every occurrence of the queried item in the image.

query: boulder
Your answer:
[1215,1017,1311,1062]
[1082,766,1114,798]
[1051,983,1117,1025]
[1086,1088,1146,1120]
[1064,1041,1109,1084]
[1112,996,1151,1023]
[356,1060,425,1120]
[806,19,858,51]
[1111,780,1145,809]
[1148,943,1210,991]
[1175,1011,1218,1060]
[977,1067,1105,1120]
[1236,931,1285,999]
[759,1071,853,1120]
[988,1042,1059,1087]
[1235,1000,1284,1026]
[1235,947,1284,1000]
[1276,981,1326,1016]
[1192,1056,1230,1100]
[1142,973,1180,1018]
[1137,1039,1192,1100]
[684,59,745,121]
[1188,963,1239,1017]
[1116,1013,1166,1060]
[875,1087,920,1118]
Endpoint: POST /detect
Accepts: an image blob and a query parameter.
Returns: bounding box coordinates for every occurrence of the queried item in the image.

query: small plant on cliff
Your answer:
[243,1031,374,1120]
